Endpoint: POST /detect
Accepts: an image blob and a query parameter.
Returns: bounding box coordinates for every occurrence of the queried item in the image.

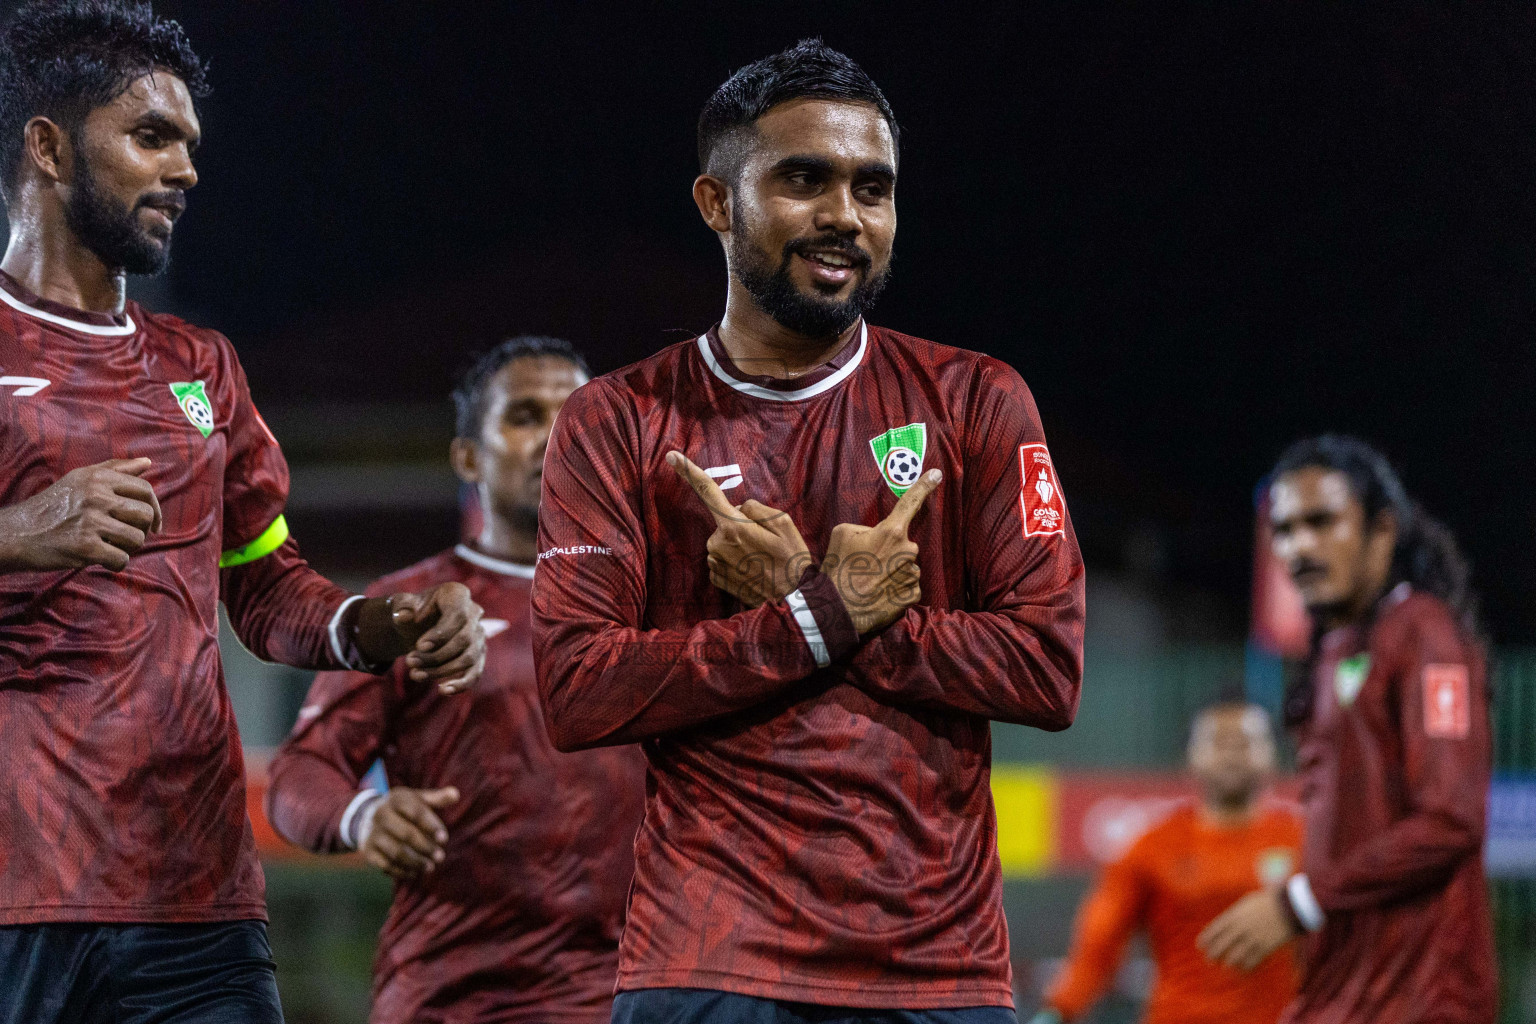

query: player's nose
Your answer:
[813,184,862,235]
[165,145,197,191]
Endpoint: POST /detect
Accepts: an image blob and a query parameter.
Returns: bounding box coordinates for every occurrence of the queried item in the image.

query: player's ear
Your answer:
[449,437,481,485]
[23,116,69,185]
[693,174,731,234]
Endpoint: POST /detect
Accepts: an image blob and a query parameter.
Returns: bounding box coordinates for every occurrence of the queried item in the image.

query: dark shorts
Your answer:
[611,988,1017,1024]
[0,920,283,1024]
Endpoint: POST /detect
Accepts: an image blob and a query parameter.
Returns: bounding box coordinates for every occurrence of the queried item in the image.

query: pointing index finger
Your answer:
[667,450,739,522]
[880,468,942,536]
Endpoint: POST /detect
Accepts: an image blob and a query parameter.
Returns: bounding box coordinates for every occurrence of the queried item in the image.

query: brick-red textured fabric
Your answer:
[0,272,348,925]
[267,548,647,1024]
[533,323,1086,1009]
[1284,588,1497,1023]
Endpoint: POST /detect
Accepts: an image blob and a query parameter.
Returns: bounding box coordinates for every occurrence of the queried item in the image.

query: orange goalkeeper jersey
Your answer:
[1045,801,1303,1024]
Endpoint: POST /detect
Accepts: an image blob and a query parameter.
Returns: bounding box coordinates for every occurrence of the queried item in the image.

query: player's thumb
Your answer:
[393,592,436,632]
[881,468,942,536]
[104,456,152,475]
[420,787,460,808]
[739,498,786,527]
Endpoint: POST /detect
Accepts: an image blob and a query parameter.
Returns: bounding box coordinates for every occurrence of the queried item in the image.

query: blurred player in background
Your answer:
[267,337,647,1024]
[534,39,1085,1024]
[1028,698,1301,1024]
[1200,435,1496,1023]
[0,4,485,1022]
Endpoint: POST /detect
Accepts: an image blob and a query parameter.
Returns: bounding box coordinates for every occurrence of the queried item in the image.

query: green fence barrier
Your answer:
[1494,650,1536,1024]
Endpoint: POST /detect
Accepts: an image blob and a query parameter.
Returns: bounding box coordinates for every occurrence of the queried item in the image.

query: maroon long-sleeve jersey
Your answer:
[532,322,1086,1010]
[0,271,355,925]
[1283,585,1497,1023]
[267,546,647,1024]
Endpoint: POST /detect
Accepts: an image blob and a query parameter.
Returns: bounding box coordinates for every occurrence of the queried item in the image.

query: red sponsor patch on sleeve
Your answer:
[1423,663,1471,739]
[1018,443,1066,538]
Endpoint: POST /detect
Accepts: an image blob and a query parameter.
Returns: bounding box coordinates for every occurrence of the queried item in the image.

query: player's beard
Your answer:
[730,217,891,340]
[63,154,177,277]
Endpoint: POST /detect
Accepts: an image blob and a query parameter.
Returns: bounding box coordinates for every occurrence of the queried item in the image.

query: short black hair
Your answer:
[697,38,898,180]
[0,0,209,202]
[452,335,589,439]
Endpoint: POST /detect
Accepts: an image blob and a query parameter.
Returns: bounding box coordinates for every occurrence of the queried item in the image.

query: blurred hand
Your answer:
[0,457,162,573]
[358,786,459,881]
[823,469,940,634]
[355,582,486,694]
[1198,889,1298,972]
[668,451,811,607]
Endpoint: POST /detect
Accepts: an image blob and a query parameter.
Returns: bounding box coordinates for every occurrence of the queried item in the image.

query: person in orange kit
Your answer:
[1028,698,1302,1024]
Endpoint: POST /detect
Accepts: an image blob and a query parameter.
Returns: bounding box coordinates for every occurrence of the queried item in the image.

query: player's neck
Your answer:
[474,520,537,567]
[717,289,860,378]
[1319,578,1391,633]
[0,210,126,315]
[1199,797,1258,829]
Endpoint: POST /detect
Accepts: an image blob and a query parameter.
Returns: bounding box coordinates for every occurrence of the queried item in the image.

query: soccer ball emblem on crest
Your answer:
[169,380,216,439]
[884,447,923,489]
[868,422,928,497]
[184,394,214,432]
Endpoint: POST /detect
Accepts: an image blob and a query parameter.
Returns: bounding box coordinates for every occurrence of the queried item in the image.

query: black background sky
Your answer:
[87,2,1536,640]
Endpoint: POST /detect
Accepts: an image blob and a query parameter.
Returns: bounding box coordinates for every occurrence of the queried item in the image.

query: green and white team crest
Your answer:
[1335,652,1371,707]
[170,381,215,438]
[869,422,927,496]
[1257,848,1296,887]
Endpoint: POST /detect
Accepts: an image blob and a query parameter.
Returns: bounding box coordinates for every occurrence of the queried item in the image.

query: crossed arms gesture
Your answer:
[665,450,940,635]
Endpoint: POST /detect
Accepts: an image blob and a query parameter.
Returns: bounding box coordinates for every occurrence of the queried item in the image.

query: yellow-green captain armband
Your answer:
[219,515,291,568]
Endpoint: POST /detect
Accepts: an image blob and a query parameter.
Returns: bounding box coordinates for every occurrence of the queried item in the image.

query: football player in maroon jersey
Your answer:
[533,39,1086,1024]
[1199,436,1496,1023]
[266,336,647,1024]
[0,4,484,1022]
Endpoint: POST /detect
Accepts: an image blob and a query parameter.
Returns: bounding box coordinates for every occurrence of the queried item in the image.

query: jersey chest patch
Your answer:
[869,422,927,496]
[1334,653,1370,707]
[169,381,215,438]
[1256,848,1295,887]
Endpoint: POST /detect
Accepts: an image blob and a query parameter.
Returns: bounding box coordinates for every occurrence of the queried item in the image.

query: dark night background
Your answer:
[122,3,1536,640]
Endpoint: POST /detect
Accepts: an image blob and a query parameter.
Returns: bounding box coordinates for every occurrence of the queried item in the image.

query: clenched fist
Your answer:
[0,457,163,573]
[353,582,487,695]
[357,786,460,881]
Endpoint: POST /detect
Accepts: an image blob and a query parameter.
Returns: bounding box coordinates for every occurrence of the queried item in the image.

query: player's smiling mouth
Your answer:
[798,250,858,285]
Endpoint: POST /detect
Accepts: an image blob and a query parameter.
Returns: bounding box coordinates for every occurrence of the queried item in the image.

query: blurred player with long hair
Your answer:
[1200,435,1496,1023]
[534,39,1085,1024]
[1028,698,1302,1024]
[267,338,646,1024]
[0,4,485,1021]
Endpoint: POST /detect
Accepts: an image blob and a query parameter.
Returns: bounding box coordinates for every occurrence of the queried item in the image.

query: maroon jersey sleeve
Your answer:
[533,379,847,752]
[220,538,355,671]
[850,359,1085,727]
[265,580,408,853]
[213,335,356,670]
[1308,605,1490,912]
[218,338,287,552]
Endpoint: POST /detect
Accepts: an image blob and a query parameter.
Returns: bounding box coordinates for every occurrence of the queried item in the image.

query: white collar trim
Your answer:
[454,543,535,578]
[0,283,137,337]
[697,321,867,402]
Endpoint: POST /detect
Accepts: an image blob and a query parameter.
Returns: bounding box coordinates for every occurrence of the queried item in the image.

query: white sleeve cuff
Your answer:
[785,588,830,668]
[1286,873,1326,932]
[327,595,370,670]
[338,788,382,850]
